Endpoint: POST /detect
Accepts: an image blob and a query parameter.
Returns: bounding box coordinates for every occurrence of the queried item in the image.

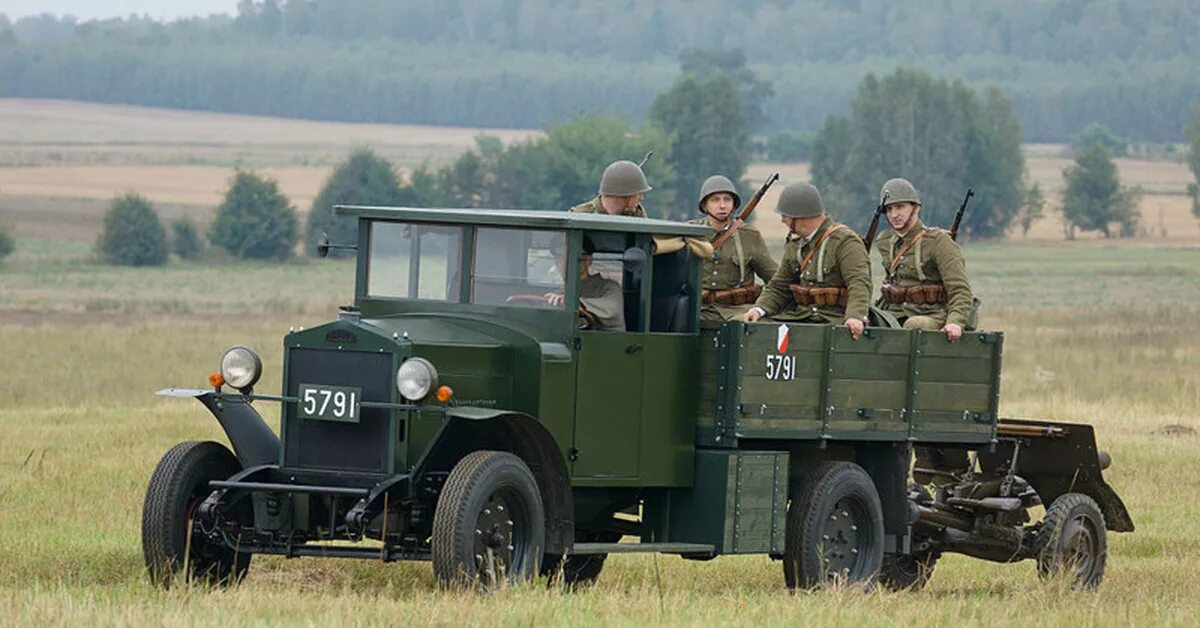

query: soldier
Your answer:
[547,237,625,331]
[875,178,975,483]
[741,182,871,340]
[571,160,650,218]
[875,178,974,343]
[688,175,778,323]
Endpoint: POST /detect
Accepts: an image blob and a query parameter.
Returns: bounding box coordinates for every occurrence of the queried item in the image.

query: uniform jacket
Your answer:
[876,220,973,327]
[689,218,779,322]
[571,196,647,218]
[754,216,872,323]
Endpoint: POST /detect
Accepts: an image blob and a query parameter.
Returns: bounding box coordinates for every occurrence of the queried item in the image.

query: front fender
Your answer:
[157,388,281,468]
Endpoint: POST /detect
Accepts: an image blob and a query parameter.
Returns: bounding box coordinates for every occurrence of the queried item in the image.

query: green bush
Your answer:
[209,170,298,260]
[95,193,168,266]
[170,217,204,260]
[306,148,403,256]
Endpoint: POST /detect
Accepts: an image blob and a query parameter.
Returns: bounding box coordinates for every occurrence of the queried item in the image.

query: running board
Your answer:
[569,542,715,555]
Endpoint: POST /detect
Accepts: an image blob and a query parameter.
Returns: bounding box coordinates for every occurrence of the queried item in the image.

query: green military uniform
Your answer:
[876,220,973,330]
[754,216,872,323]
[571,196,647,218]
[579,273,625,331]
[688,218,777,322]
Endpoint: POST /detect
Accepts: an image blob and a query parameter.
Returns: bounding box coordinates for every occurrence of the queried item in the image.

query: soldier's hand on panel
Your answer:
[844,318,864,340]
[942,323,963,342]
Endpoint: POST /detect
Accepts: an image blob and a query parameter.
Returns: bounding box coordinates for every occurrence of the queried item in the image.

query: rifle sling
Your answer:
[797,224,846,276]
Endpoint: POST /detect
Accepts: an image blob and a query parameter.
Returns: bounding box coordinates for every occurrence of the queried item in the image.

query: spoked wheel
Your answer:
[142,440,251,588]
[1038,493,1107,589]
[783,461,884,589]
[432,451,545,590]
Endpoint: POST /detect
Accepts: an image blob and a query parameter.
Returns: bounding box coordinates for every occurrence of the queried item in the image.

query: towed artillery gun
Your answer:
[143,207,1132,590]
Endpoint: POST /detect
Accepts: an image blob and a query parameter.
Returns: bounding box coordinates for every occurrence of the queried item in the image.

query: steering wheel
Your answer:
[503,294,599,329]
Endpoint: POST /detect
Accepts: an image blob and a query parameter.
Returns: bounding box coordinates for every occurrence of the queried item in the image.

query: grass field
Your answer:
[1,100,1199,625]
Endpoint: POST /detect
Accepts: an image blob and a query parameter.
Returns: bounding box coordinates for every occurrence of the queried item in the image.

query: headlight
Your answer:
[220,346,262,391]
[396,357,437,401]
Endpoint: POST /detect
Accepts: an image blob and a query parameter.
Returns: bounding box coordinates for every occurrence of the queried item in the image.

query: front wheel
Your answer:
[783,461,884,589]
[141,440,251,588]
[1037,493,1107,589]
[432,451,545,589]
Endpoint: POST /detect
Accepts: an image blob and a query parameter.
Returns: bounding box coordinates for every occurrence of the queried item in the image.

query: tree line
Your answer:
[1,5,1198,141]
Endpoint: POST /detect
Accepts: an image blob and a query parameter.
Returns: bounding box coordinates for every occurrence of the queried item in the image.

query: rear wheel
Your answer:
[142,440,251,588]
[432,451,545,589]
[1037,493,1107,589]
[783,461,884,589]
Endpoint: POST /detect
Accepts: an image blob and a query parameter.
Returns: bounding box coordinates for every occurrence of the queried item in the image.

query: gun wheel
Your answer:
[1037,492,1107,589]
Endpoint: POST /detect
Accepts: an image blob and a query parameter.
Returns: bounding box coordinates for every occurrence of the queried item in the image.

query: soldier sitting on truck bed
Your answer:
[876,177,976,483]
[688,175,778,323]
[875,178,974,343]
[741,182,872,341]
[571,160,650,218]
[547,236,625,331]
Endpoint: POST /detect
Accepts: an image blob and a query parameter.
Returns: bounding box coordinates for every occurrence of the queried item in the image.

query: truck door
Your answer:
[571,330,645,480]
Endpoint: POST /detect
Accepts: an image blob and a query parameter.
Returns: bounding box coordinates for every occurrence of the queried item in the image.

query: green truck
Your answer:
[143,206,1132,590]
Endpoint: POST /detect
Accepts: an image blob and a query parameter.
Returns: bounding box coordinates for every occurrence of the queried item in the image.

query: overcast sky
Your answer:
[0,1,237,20]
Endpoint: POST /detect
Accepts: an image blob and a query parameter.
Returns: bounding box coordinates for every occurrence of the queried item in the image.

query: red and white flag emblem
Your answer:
[776,324,790,353]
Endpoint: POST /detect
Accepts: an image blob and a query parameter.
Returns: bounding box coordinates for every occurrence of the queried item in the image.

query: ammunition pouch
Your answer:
[789,284,848,308]
[881,283,946,305]
[702,284,761,306]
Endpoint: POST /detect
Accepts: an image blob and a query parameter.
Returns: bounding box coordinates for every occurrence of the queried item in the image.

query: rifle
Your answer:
[862,191,889,252]
[711,172,779,251]
[638,151,653,168]
[949,188,975,241]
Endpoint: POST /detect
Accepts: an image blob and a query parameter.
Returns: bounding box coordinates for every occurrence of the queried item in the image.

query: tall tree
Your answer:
[650,72,750,220]
[811,69,1025,237]
[678,48,774,131]
[1061,144,1141,239]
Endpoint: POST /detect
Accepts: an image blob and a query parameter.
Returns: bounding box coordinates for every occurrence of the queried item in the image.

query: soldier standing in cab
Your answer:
[875,178,974,342]
[688,175,778,323]
[741,182,871,340]
[571,160,650,218]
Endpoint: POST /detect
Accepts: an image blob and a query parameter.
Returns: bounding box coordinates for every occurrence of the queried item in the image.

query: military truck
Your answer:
[143,206,1132,590]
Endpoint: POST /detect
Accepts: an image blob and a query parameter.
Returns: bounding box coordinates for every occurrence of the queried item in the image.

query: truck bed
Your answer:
[697,322,1002,446]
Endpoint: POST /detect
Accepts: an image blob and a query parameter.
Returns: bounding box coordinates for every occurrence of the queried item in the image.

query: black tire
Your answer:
[432,451,545,589]
[878,549,941,591]
[541,531,620,588]
[783,461,885,589]
[1037,493,1107,589]
[142,440,251,588]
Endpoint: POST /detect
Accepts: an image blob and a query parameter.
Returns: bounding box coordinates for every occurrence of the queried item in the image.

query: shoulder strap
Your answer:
[797,224,846,276]
[888,228,928,275]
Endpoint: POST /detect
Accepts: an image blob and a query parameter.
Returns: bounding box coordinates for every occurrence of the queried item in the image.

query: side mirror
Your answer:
[622,246,648,272]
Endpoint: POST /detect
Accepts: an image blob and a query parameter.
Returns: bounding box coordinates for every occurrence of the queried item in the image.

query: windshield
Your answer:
[471,227,567,308]
[367,222,463,300]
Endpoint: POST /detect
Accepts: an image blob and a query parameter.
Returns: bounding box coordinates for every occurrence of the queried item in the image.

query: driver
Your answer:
[547,237,625,331]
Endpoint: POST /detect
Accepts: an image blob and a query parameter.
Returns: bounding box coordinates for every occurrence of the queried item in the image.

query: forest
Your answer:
[1,1,1198,140]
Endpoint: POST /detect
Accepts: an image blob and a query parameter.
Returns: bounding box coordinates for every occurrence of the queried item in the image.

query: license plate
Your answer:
[298,384,361,423]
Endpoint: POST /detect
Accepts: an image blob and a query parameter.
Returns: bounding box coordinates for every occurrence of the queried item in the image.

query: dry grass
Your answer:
[0,238,1198,625]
